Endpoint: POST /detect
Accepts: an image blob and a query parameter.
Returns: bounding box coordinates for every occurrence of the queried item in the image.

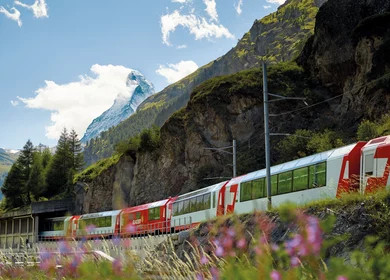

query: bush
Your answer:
[357,120,378,141]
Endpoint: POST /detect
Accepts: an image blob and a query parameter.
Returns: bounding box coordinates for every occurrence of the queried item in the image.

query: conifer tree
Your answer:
[18,140,35,203]
[45,128,72,197]
[1,162,25,209]
[69,129,84,171]
[27,152,46,201]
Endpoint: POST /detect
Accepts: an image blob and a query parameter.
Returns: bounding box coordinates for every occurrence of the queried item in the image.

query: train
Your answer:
[39,135,390,239]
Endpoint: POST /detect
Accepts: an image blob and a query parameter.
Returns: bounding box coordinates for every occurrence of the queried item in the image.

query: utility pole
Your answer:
[204,139,237,179]
[233,139,237,178]
[262,62,272,210]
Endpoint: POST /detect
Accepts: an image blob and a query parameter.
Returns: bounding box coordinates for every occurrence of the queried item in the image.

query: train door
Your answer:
[224,185,238,214]
[361,150,376,193]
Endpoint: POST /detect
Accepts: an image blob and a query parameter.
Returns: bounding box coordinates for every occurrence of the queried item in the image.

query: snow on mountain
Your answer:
[81,70,155,143]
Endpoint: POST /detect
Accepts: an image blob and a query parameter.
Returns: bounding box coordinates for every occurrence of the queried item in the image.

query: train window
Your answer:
[0,221,5,234]
[271,175,278,195]
[14,220,19,234]
[278,172,292,194]
[183,200,190,214]
[177,202,184,215]
[148,207,160,221]
[240,181,252,202]
[189,197,197,212]
[80,216,111,229]
[197,196,204,211]
[136,212,141,219]
[204,193,211,209]
[53,221,64,231]
[7,220,12,234]
[316,162,326,187]
[364,154,374,176]
[309,162,326,188]
[293,167,308,191]
[173,204,178,216]
[252,179,265,199]
[212,192,216,208]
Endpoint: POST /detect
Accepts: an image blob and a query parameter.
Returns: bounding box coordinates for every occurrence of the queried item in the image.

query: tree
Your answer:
[45,128,72,197]
[69,129,84,171]
[357,120,378,141]
[18,140,35,204]
[27,152,46,201]
[1,162,25,209]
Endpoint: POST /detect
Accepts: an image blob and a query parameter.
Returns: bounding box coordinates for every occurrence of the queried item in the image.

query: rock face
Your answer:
[298,0,390,125]
[75,0,390,212]
[75,154,135,213]
[81,70,154,144]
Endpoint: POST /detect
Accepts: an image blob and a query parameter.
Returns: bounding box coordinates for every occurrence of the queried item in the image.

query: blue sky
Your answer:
[0,0,283,149]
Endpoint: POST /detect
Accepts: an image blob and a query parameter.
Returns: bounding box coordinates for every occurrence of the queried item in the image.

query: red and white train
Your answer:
[40,135,390,239]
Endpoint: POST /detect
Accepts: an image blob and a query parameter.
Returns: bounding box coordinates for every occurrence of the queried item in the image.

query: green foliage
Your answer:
[357,120,379,141]
[74,154,121,183]
[276,129,345,164]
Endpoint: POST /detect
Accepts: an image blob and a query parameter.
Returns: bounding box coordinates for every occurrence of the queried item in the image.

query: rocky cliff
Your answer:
[75,0,390,213]
[83,0,326,165]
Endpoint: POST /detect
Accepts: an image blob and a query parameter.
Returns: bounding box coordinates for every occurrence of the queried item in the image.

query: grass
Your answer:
[73,154,122,183]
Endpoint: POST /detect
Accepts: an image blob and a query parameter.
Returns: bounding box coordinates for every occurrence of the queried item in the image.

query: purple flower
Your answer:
[196,273,205,280]
[59,241,71,254]
[112,258,122,275]
[290,256,300,267]
[236,238,246,249]
[337,276,349,280]
[270,270,282,280]
[112,235,121,246]
[200,255,209,265]
[210,267,220,280]
[215,245,224,257]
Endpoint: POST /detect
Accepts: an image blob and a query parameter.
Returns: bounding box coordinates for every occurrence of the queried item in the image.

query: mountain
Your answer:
[81,70,154,144]
[0,148,19,197]
[74,0,390,213]
[83,0,326,166]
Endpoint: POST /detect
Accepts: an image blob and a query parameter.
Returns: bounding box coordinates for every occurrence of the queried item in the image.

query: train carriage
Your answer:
[171,181,227,231]
[120,198,176,236]
[77,210,121,238]
[230,143,367,214]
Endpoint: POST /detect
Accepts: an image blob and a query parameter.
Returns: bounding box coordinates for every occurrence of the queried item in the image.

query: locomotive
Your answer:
[40,135,390,239]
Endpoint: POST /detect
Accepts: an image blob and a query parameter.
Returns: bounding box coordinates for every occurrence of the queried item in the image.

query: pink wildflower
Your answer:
[125,223,137,234]
[270,270,282,280]
[236,238,246,249]
[196,273,205,280]
[200,255,209,265]
[337,276,349,280]
[210,266,220,280]
[112,258,122,275]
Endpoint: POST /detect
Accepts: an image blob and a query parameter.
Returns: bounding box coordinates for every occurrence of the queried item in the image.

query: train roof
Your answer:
[240,143,358,184]
[122,198,172,213]
[174,181,228,203]
[79,210,121,219]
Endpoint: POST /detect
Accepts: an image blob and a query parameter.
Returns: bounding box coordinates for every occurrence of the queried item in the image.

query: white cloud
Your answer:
[264,5,271,9]
[15,0,48,18]
[10,100,19,106]
[19,64,136,140]
[203,0,218,22]
[266,0,286,5]
[177,44,188,49]
[161,10,234,46]
[156,60,199,84]
[235,0,243,15]
[0,6,22,27]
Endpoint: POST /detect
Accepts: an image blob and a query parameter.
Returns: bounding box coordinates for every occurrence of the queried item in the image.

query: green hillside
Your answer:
[83,0,326,166]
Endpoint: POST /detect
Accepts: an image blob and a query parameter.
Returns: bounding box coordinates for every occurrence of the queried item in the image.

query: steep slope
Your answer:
[74,0,390,213]
[83,0,326,165]
[81,71,154,144]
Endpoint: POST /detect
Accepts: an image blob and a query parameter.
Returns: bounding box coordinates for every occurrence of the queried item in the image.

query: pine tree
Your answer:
[45,128,72,197]
[18,140,35,204]
[1,162,25,209]
[27,152,45,201]
[69,129,84,171]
